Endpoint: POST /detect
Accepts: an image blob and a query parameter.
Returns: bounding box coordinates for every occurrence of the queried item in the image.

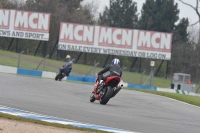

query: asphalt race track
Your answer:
[0,73,200,133]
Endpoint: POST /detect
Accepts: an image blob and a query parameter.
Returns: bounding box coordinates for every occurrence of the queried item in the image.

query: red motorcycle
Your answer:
[90,76,123,105]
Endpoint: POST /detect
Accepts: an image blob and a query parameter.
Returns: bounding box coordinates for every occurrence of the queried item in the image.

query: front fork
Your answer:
[93,82,100,100]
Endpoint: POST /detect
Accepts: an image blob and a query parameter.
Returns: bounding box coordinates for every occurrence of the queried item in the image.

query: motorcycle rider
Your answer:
[60,61,73,77]
[96,58,122,93]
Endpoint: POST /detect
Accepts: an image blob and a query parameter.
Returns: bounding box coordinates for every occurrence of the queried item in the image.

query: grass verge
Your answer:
[0,113,108,133]
[127,88,200,107]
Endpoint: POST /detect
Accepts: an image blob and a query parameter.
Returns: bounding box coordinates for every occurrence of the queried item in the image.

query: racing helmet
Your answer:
[111,58,120,65]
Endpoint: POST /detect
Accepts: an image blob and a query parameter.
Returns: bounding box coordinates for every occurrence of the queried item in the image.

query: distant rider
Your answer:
[60,61,73,77]
[97,58,122,93]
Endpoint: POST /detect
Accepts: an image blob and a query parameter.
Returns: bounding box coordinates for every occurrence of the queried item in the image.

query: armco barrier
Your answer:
[83,76,95,83]
[0,65,157,90]
[0,65,17,74]
[42,71,57,79]
[17,68,42,77]
[5,65,197,94]
[67,75,83,81]
[157,88,189,94]
[67,75,95,83]
[127,83,157,91]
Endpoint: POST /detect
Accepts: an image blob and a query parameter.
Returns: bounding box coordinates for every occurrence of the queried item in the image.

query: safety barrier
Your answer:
[127,83,157,91]
[0,65,17,74]
[0,64,156,90]
[157,87,200,96]
[2,65,200,96]
[0,65,95,83]
[17,68,42,77]
[67,75,95,83]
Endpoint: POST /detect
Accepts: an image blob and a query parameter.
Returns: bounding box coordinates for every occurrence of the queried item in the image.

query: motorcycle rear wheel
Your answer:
[100,86,113,105]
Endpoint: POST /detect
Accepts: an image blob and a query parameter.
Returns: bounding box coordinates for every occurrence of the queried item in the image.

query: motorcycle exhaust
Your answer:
[112,85,122,98]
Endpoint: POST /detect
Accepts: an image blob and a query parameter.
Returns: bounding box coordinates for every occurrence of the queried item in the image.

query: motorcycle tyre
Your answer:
[100,86,113,105]
[59,73,66,81]
[55,73,60,81]
[90,92,95,102]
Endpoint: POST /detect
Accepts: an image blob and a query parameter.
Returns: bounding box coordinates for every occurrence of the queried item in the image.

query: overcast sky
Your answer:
[83,0,199,25]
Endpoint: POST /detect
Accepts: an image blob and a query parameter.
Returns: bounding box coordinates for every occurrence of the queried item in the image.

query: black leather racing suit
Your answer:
[98,64,122,81]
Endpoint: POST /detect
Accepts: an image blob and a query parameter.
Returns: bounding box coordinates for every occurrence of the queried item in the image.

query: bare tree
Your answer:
[179,0,200,42]
[188,25,199,44]
[81,0,99,22]
[178,0,200,84]
[179,0,200,26]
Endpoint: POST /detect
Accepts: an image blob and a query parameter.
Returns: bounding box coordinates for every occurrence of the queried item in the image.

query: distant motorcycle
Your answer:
[55,67,72,81]
[90,76,123,105]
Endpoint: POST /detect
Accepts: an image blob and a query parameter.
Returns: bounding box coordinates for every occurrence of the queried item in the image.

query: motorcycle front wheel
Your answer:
[90,92,95,102]
[59,73,66,81]
[55,73,61,81]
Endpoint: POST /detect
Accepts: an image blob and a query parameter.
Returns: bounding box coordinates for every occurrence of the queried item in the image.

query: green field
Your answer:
[0,49,171,88]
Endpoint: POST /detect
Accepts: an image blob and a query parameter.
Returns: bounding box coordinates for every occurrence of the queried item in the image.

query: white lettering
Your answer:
[138,32,151,47]
[113,29,121,45]
[83,26,93,42]
[29,13,38,29]
[99,28,112,44]
[151,33,160,48]
[161,34,171,49]
[122,30,132,46]
[60,24,73,40]
[14,12,49,30]
[74,25,83,41]
[15,11,28,28]
[0,10,9,26]
[38,14,49,30]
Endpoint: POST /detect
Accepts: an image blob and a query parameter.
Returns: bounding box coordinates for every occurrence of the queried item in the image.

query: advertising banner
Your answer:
[0,9,50,41]
[58,23,172,60]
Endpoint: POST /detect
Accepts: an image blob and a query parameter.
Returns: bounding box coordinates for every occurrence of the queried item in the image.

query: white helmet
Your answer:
[111,58,120,65]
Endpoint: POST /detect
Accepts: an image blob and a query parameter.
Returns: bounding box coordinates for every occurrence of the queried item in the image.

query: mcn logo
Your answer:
[98,27,132,48]
[0,9,50,32]
[59,23,172,53]
[59,23,94,45]
[137,31,172,52]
